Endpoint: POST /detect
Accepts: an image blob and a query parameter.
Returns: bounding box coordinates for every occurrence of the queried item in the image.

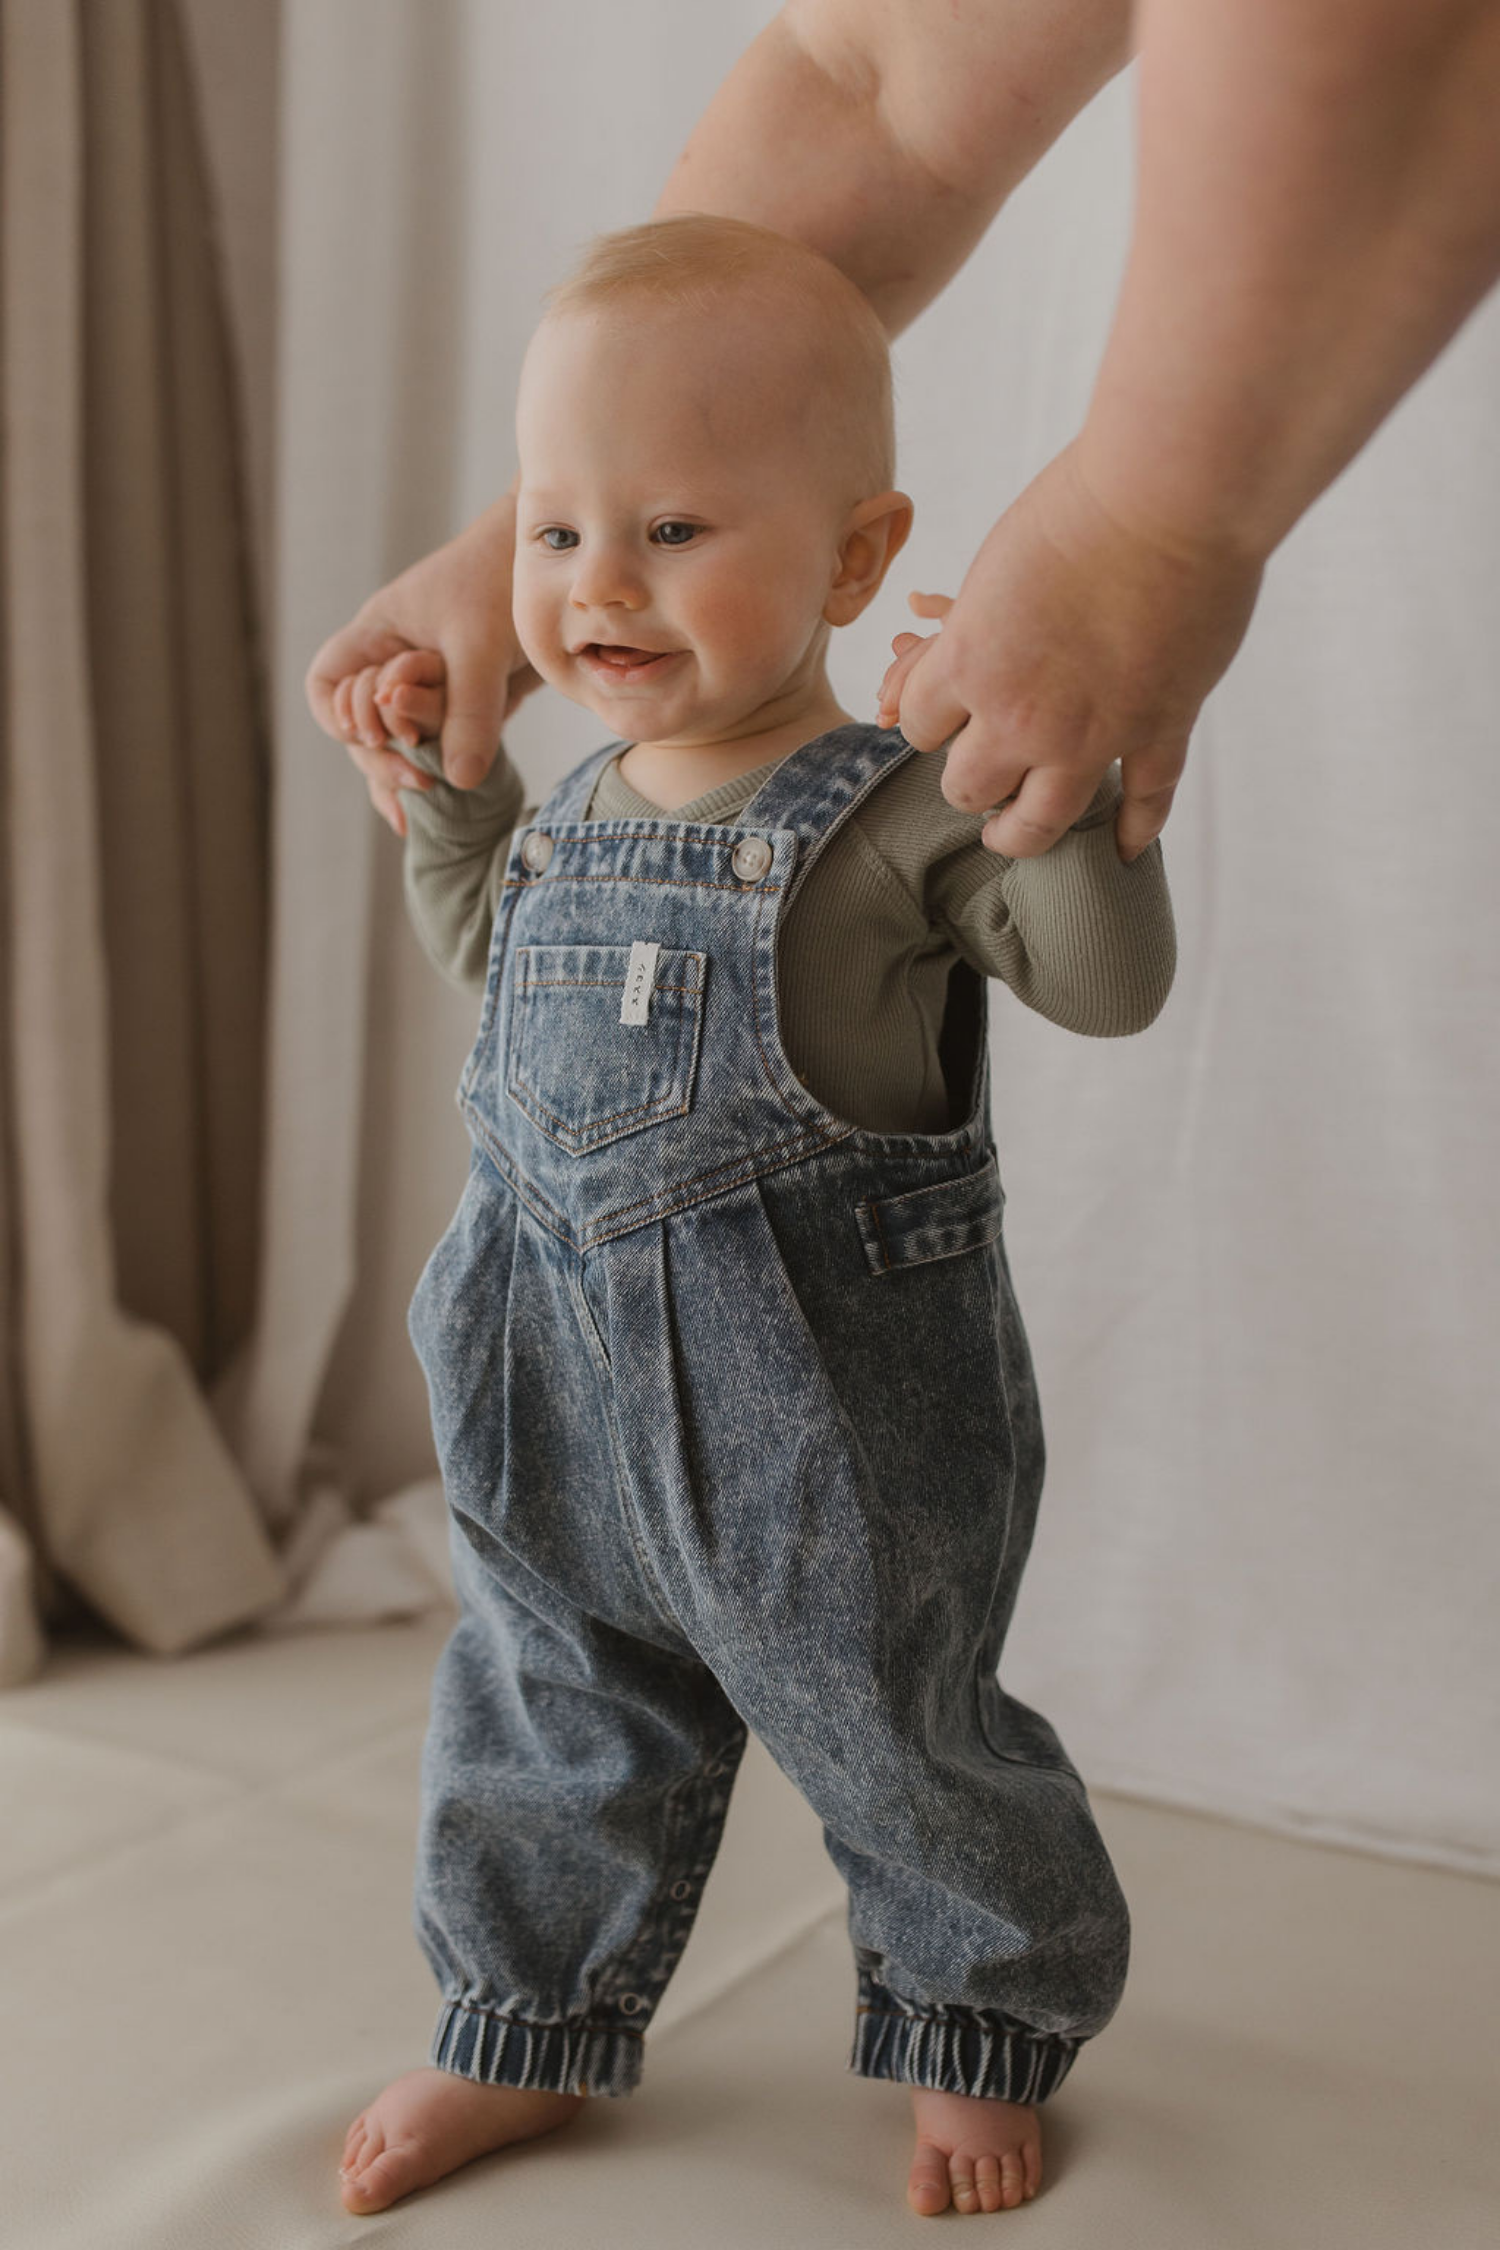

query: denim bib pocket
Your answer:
[855,1153,1004,1276]
[505,942,707,1156]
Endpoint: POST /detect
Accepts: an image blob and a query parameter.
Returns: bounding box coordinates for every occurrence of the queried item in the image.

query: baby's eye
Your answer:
[538,527,578,551]
[652,521,699,547]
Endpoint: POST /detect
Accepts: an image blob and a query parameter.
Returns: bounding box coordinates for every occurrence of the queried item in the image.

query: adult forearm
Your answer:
[1081,0,1500,560]
[654,0,1132,337]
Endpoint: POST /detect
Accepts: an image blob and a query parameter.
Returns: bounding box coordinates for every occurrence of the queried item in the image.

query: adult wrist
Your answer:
[1072,403,1282,573]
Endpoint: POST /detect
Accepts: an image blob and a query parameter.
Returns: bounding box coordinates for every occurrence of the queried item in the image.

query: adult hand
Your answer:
[882,437,1265,859]
[304,490,543,838]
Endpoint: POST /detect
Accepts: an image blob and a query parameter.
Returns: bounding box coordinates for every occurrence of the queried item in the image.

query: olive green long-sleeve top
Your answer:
[399,727,1176,1134]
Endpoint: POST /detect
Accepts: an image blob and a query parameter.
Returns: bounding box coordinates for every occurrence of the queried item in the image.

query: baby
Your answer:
[331,213,1174,2221]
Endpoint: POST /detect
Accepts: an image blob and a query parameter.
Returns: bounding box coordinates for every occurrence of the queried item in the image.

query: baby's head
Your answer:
[512,214,912,743]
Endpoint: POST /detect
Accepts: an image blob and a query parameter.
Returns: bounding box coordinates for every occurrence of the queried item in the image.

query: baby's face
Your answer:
[512,303,859,743]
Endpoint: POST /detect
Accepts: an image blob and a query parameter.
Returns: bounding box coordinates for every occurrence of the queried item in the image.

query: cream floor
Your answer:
[4,1613,1495,2248]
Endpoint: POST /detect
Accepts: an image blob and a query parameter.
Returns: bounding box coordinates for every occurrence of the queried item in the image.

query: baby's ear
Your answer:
[825,492,915,627]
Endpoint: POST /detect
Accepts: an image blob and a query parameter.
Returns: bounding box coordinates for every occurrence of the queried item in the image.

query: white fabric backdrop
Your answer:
[259,0,1500,1872]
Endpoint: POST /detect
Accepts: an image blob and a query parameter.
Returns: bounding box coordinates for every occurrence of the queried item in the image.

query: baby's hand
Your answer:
[375,647,447,747]
[876,591,953,732]
[331,649,448,838]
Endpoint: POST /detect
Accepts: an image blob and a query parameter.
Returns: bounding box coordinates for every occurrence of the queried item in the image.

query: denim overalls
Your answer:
[407,720,1130,2106]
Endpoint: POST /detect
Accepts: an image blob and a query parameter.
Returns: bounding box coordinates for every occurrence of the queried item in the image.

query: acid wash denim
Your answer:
[406,721,1130,2106]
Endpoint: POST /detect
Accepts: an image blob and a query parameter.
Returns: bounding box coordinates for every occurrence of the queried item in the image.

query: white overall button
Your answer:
[520,831,554,873]
[731,836,772,882]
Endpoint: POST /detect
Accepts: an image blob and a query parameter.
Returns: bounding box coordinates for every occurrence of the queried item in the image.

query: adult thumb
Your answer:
[439,636,513,788]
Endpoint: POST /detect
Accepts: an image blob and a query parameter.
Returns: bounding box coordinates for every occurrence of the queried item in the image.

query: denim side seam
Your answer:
[584,1740,748,2022]
[849,1971,1083,2105]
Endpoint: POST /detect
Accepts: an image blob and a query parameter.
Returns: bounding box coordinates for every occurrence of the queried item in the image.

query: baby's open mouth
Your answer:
[580,645,679,680]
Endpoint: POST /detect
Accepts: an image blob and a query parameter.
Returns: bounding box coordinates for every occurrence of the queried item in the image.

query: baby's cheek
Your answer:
[704,585,802,670]
[510,587,562,681]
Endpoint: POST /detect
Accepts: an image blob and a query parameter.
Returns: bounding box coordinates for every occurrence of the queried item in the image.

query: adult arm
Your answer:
[654,0,1133,334]
[1085,0,1500,562]
[892,0,1500,857]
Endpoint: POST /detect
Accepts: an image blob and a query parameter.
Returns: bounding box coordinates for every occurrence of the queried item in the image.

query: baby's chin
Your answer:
[529,652,675,730]
[540,665,756,745]
[529,644,812,747]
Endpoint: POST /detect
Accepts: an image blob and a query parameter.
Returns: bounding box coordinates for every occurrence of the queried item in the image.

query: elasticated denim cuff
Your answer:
[432,1997,644,2097]
[850,1969,1083,2104]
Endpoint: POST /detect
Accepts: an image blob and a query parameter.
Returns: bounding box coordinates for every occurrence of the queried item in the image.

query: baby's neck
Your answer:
[616,701,855,812]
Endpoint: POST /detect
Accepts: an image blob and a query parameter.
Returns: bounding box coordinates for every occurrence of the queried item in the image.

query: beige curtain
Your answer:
[0,0,285,1679]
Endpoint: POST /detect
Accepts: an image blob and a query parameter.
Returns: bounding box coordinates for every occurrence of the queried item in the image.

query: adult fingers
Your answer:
[338,697,406,837]
[375,778,405,840]
[435,638,509,787]
[334,671,430,805]
[305,615,410,738]
[362,746,431,838]
[979,764,1103,857]
[1115,734,1189,861]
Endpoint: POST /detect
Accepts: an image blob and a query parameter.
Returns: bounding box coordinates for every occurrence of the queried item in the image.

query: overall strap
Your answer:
[737,722,916,914]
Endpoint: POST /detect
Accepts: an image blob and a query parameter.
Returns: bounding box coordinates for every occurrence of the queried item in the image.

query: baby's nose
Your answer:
[569,548,645,610]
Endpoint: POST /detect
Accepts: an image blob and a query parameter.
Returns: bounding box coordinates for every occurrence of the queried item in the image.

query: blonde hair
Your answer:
[540,213,896,503]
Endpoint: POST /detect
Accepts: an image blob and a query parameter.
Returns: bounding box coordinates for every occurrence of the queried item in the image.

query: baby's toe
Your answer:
[971,2151,1003,2212]
[948,2151,980,2212]
[907,2140,952,2217]
[999,2149,1027,2209]
[341,2133,420,2216]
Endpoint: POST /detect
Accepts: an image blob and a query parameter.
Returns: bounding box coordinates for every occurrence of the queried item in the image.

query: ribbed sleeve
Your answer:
[886,758,1179,1038]
[399,735,531,992]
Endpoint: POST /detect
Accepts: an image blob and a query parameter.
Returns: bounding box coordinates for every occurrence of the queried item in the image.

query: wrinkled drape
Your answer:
[0,0,283,1674]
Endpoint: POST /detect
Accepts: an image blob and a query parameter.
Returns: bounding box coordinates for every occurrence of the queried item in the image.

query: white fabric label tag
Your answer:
[620,940,660,1026]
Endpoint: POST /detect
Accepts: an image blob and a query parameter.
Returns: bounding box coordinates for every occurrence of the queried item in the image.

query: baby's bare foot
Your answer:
[906,2085,1042,2216]
[339,2067,585,2214]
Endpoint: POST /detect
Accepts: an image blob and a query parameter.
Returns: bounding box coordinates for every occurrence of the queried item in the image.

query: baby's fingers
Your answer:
[372,648,446,749]
[348,664,392,750]
[876,631,937,728]
[375,679,444,747]
[907,589,955,622]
